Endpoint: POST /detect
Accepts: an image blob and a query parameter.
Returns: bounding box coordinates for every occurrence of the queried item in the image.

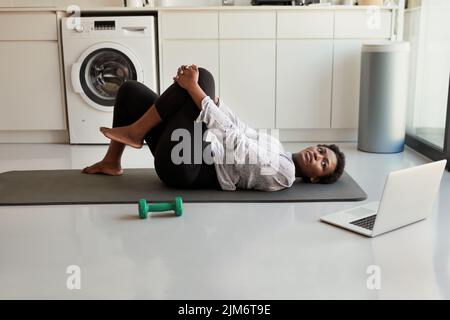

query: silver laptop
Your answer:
[320,160,447,237]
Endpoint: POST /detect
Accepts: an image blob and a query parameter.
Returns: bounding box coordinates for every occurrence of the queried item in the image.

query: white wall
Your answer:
[0,0,123,7]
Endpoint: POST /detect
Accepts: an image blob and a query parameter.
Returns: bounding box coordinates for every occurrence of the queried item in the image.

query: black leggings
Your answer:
[112,67,221,189]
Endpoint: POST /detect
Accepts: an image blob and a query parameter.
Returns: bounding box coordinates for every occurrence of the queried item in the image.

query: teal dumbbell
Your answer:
[138,196,183,219]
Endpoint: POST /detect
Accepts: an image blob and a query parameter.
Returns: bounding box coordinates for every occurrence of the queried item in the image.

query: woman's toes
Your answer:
[81,167,90,174]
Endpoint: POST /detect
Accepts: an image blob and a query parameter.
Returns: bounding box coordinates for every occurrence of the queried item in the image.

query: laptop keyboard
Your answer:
[350,215,377,230]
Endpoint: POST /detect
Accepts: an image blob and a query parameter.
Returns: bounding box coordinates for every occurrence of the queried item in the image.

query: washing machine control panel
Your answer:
[94,20,116,31]
[71,20,116,34]
[63,16,154,37]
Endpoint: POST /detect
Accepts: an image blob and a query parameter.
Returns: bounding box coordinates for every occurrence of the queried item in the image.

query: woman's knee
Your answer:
[115,80,158,107]
[116,80,138,99]
[197,67,215,98]
[114,81,137,109]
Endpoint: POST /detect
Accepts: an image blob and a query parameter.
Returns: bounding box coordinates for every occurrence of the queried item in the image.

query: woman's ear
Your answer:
[310,177,320,183]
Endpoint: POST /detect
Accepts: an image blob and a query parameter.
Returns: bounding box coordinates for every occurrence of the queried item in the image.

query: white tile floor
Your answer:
[0,142,449,299]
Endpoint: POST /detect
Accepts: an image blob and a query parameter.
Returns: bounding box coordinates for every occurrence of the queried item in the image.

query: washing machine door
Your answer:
[71,42,144,112]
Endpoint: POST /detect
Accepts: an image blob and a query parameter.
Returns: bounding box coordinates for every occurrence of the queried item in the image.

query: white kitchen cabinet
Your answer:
[219,11,276,39]
[334,10,393,39]
[332,8,393,129]
[161,11,218,39]
[277,11,334,39]
[159,11,220,94]
[158,7,398,136]
[0,12,65,131]
[331,40,365,129]
[219,39,276,129]
[161,40,219,93]
[0,12,57,40]
[276,40,333,129]
[0,41,64,130]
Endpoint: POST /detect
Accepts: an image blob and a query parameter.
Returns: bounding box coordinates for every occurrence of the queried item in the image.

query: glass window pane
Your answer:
[405,1,450,149]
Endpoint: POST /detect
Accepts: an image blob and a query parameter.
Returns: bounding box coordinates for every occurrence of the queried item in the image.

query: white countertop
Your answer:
[155,4,399,10]
[0,6,60,12]
[0,5,399,12]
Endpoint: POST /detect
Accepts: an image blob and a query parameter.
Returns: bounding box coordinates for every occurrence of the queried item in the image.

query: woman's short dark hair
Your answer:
[316,144,346,184]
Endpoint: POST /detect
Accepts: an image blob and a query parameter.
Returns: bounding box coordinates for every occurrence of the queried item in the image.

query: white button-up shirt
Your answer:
[196,96,296,191]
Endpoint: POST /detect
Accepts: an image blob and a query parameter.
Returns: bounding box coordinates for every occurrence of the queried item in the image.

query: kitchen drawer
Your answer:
[161,11,218,39]
[219,11,276,39]
[334,10,392,39]
[277,11,334,39]
[0,12,57,41]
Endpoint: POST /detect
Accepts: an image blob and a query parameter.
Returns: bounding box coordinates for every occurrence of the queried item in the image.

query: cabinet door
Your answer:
[219,40,276,129]
[332,40,365,129]
[276,40,333,129]
[219,11,276,39]
[0,12,57,41]
[0,41,64,130]
[334,10,393,39]
[161,11,218,40]
[161,40,219,93]
[277,11,334,39]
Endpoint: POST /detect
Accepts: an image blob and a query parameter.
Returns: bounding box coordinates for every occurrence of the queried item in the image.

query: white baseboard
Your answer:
[0,129,357,144]
[0,131,69,144]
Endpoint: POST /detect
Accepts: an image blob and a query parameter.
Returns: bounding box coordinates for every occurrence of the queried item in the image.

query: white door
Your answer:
[276,40,333,129]
[161,40,219,94]
[219,39,276,129]
[332,40,365,129]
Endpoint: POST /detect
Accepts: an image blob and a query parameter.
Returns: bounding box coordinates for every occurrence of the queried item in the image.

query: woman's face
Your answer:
[297,146,337,182]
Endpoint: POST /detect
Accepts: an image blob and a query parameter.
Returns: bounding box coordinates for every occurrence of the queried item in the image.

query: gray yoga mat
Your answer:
[0,169,366,205]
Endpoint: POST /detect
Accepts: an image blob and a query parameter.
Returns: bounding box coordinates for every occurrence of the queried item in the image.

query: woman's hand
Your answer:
[173,64,199,90]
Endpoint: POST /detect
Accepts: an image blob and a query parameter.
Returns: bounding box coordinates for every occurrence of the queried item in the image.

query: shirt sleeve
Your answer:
[197,96,295,192]
[216,98,258,139]
[196,96,238,133]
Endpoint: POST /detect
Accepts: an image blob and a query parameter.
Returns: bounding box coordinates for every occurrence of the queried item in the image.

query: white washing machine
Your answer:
[61,16,158,144]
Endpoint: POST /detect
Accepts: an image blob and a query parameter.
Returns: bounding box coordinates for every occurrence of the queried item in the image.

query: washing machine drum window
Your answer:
[80,48,137,107]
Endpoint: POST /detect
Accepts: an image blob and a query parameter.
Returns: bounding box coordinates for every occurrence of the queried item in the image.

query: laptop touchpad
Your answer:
[346,207,376,218]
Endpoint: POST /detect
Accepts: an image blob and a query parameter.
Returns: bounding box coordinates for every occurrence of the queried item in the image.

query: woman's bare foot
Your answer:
[100,125,143,149]
[82,160,123,176]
